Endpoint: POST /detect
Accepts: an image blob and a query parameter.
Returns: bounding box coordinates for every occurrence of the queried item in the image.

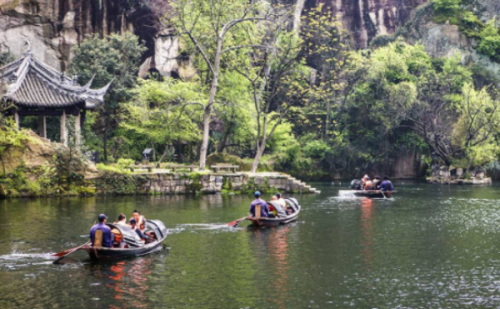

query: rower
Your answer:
[89,214,113,248]
[249,191,269,218]
[379,176,394,192]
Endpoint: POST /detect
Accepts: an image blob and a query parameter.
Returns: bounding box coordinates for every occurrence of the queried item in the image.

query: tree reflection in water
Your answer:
[268,226,290,309]
[360,198,375,268]
[249,224,291,309]
[109,257,153,309]
[86,256,154,309]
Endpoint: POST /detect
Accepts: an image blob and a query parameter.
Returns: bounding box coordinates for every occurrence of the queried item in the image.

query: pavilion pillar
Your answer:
[75,112,81,150]
[38,115,46,138]
[60,110,68,146]
[14,111,20,130]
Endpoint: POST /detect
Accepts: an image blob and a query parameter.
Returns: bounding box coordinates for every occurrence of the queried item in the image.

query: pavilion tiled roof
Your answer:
[0,51,111,109]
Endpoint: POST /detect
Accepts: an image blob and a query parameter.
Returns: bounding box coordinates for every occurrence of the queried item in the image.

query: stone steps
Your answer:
[283,176,320,194]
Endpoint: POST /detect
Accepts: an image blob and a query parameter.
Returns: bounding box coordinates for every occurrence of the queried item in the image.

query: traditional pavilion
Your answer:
[1,47,111,146]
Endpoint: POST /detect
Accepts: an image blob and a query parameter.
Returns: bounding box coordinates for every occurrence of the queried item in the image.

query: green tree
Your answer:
[69,33,146,162]
[300,4,350,139]
[120,79,204,164]
[477,19,500,62]
[451,83,500,167]
[169,0,279,170]
[432,0,460,14]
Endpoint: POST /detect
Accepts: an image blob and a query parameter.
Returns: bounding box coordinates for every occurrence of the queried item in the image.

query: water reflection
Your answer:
[268,226,290,309]
[4,182,500,308]
[360,198,374,268]
[87,256,156,309]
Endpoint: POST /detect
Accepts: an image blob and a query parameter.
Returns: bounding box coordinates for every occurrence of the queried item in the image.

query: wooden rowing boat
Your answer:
[339,190,394,198]
[82,219,168,260]
[246,198,301,227]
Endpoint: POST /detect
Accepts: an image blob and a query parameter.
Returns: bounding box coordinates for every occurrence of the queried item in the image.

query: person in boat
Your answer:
[89,214,113,248]
[360,174,371,190]
[350,179,362,190]
[363,176,374,190]
[249,191,269,218]
[132,210,145,226]
[276,193,286,208]
[276,192,293,214]
[139,219,154,243]
[379,176,394,192]
[269,196,278,217]
[110,214,128,248]
[114,214,128,227]
[373,176,381,190]
[130,218,149,242]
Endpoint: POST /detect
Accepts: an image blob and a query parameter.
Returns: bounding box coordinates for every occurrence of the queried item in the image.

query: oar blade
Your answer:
[52,248,76,257]
[52,242,88,263]
[227,216,247,227]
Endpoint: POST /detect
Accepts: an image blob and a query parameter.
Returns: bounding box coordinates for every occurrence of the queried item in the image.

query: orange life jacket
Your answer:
[111,228,122,243]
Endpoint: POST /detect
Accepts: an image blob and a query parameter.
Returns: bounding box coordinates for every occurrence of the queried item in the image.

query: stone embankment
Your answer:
[426,165,492,185]
[93,172,321,195]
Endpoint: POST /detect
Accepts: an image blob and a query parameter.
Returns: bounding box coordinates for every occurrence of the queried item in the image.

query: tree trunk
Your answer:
[325,96,332,139]
[199,105,213,170]
[251,141,266,173]
[251,119,268,173]
[217,116,234,153]
[103,131,108,163]
[199,38,222,170]
[217,129,230,153]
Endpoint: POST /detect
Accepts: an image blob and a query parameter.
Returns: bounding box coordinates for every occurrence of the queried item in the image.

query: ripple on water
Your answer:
[2,183,500,309]
[0,252,56,271]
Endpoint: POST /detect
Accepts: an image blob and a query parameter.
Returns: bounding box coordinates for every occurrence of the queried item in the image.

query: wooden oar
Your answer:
[52,242,89,264]
[379,190,386,199]
[227,216,247,227]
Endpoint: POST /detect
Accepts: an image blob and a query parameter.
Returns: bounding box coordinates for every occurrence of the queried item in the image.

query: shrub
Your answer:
[116,158,135,169]
[432,0,460,14]
[96,163,130,174]
[477,20,500,62]
[303,140,330,159]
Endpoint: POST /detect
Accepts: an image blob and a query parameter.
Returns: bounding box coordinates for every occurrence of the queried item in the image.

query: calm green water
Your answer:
[2,182,500,308]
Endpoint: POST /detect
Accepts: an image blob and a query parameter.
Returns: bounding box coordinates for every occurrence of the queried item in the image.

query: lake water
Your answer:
[2,181,500,308]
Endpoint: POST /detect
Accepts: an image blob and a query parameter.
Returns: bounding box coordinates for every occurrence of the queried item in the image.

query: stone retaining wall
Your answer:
[426,165,492,185]
[93,172,319,195]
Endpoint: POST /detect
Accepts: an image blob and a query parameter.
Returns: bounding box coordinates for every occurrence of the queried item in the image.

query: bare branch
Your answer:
[222,44,270,54]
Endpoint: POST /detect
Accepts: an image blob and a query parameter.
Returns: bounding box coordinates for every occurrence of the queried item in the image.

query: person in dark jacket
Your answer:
[379,176,394,191]
[129,218,149,242]
[89,214,113,247]
[249,191,269,218]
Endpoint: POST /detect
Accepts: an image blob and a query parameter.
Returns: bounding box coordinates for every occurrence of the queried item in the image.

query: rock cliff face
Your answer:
[391,2,500,78]
[1,0,499,76]
[298,0,427,48]
[0,0,129,70]
[0,0,176,74]
[0,0,430,75]
[304,0,428,48]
